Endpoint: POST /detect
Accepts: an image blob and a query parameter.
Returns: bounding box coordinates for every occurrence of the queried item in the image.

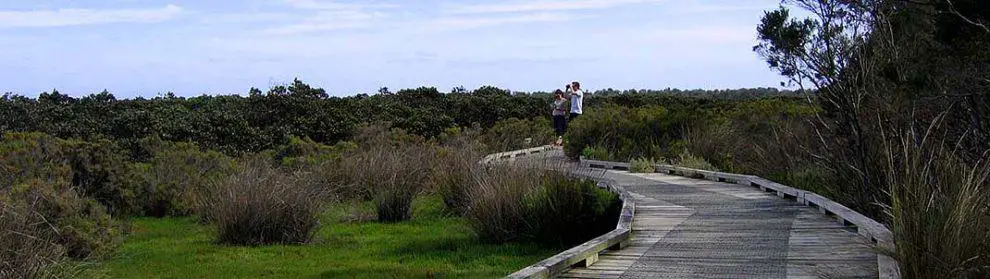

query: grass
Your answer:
[883,124,990,278]
[82,196,558,278]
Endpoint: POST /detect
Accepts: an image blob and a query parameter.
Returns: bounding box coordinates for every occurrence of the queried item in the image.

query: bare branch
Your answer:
[946,0,990,33]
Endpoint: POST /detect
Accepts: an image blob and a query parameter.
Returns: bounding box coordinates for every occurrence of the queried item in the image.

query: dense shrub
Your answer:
[564,104,692,161]
[0,133,136,215]
[346,145,430,222]
[0,133,68,188]
[629,158,658,173]
[525,174,621,247]
[581,146,610,161]
[0,201,66,278]
[430,144,485,214]
[1,133,124,260]
[683,98,817,174]
[351,123,427,149]
[465,164,621,246]
[201,160,328,246]
[268,136,356,169]
[131,142,237,217]
[756,3,990,276]
[565,98,816,172]
[3,180,123,260]
[465,164,539,243]
[675,151,719,172]
[483,117,554,152]
[58,137,137,215]
[1,83,792,156]
[885,128,990,278]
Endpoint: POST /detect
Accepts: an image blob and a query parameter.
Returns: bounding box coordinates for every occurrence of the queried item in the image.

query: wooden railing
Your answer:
[480,145,556,164]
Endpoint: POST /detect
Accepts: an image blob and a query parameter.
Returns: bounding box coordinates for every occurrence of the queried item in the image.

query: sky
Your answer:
[0,0,791,98]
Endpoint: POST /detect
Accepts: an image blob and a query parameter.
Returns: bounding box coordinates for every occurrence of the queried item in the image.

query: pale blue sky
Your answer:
[0,0,789,98]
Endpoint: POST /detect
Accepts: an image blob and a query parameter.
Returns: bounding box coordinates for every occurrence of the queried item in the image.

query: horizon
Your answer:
[1,0,793,98]
[2,81,799,99]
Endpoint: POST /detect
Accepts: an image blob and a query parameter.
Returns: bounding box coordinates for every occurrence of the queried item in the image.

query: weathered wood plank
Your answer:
[505,150,896,279]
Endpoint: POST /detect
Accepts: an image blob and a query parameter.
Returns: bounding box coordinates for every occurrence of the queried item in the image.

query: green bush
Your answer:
[430,144,484,214]
[465,164,538,243]
[269,136,357,169]
[581,146,610,161]
[564,104,692,161]
[629,158,658,173]
[5,180,124,260]
[483,117,554,152]
[1,201,68,279]
[465,165,621,246]
[525,175,621,247]
[1,133,124,260]
[59,137,137,215]
[0,133,136,214]
[885,129,990,278]
[346,145,430,222]
[676,151,719,171]
[201,160,328,246]
[352,123,427,149]
[131,142,237,217]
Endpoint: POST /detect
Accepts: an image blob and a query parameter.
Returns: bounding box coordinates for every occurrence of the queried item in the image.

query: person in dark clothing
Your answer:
[552,89,568,146]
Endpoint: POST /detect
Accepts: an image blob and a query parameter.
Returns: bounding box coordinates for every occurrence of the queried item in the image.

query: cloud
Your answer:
[263,10,388,34]
[198,12,295,25]
[444,0,664,14]
[648,26,755,43]
[426,12,582,31]
[258,0,396,34]
[0,5,183,28]
[283,0,398,11]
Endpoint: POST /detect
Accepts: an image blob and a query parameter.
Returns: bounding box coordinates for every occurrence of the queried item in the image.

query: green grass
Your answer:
[83,196,559,278]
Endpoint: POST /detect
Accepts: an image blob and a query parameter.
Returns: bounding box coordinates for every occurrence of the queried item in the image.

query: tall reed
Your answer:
[201,160,328,246]
[883,120,990,278]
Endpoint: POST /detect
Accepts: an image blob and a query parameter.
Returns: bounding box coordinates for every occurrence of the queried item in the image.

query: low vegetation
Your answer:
[347,146,431,223]
[629,158,658,173]
[201,160,329,246]
[883,124,990,278]
[430,144,485,214]
[84,197,559,278]
[131,141,236,217]
[1,121,622,277]
[6,4,989,273]
[0,133,124,264]
[464,162,620,246]
[1,200,72,279]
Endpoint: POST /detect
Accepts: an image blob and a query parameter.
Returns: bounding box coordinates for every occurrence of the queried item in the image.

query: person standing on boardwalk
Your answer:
[566,81,584,121]
[552,89,569,146]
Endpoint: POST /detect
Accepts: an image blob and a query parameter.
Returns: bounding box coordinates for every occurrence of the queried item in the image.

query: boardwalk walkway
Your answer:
[516,150,881,278]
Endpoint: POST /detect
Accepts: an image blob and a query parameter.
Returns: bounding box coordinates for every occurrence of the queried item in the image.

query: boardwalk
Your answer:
[514,150,882,279]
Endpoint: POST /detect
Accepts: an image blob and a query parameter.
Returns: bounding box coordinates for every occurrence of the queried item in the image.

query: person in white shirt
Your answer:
[566,81,584,121]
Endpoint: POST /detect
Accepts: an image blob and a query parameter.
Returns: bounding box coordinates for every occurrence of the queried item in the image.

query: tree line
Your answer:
[0,81,798,155]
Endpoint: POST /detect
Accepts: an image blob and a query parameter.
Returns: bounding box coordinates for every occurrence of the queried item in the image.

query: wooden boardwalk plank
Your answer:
[509,150,884,279]
[560,169,881,279]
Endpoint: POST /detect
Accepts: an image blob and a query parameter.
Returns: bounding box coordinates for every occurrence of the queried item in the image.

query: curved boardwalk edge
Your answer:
[483,146,637,279]
[505,174,635,279]
[581,158,901,279]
